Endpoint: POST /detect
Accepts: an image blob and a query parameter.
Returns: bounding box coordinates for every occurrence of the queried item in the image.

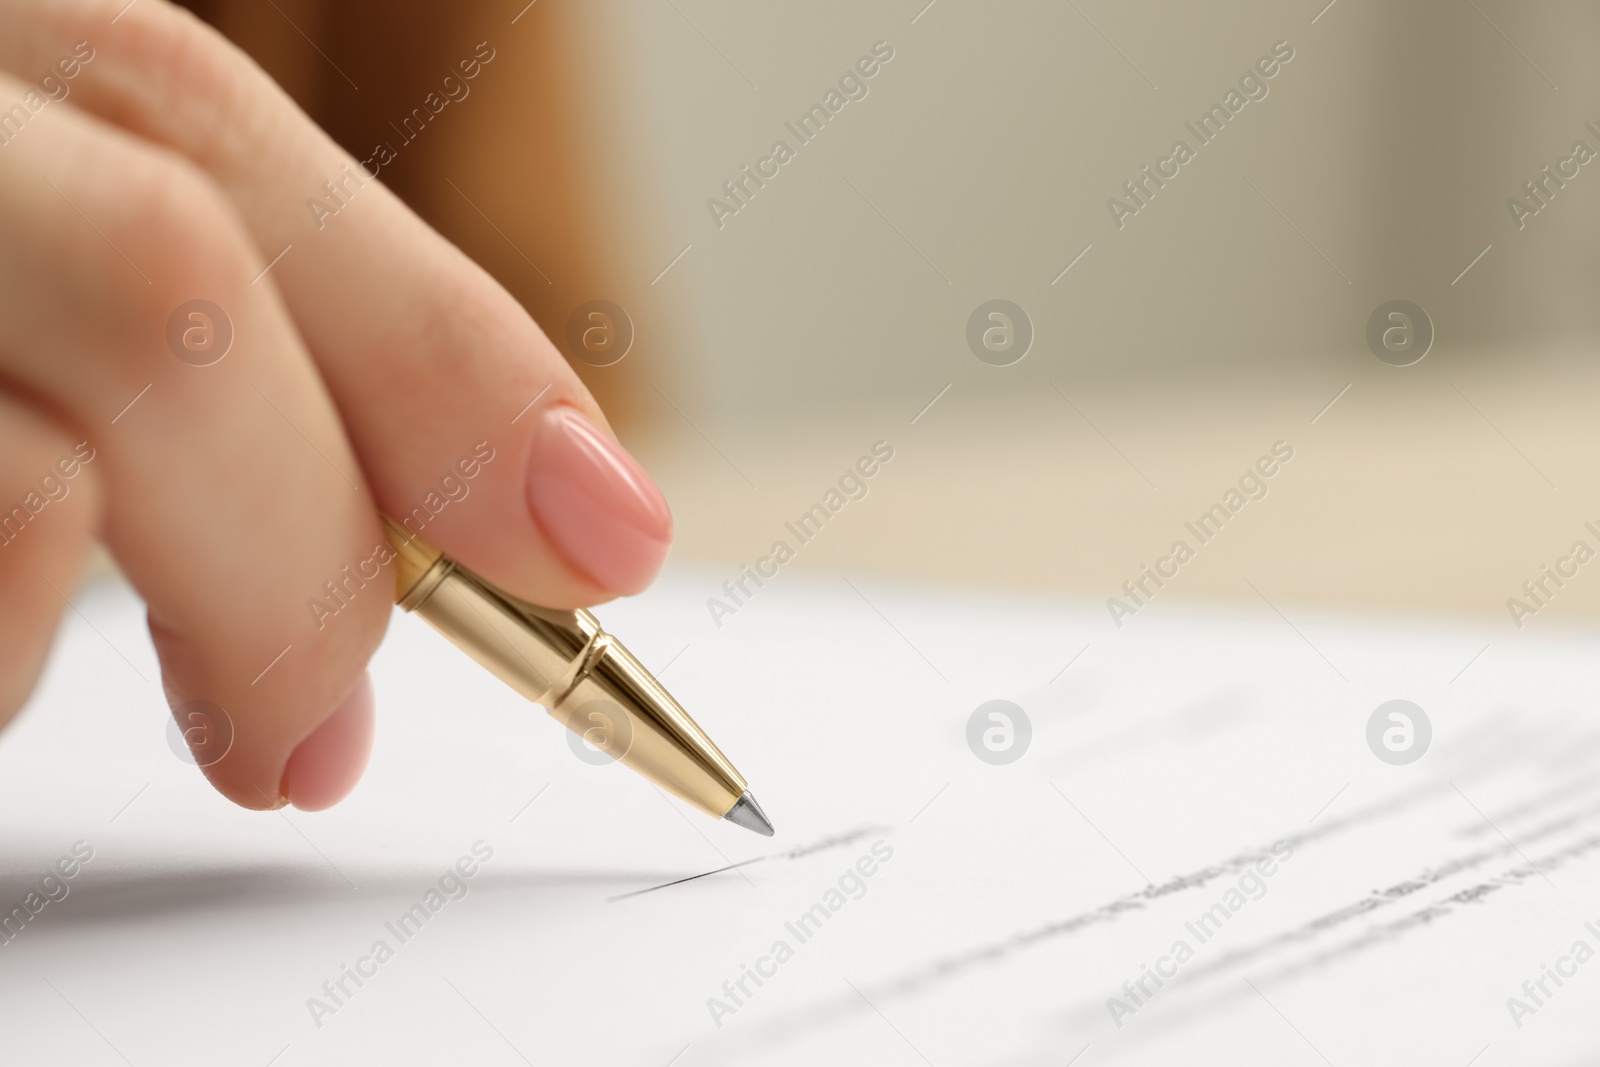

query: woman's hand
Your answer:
[0,0,672,810]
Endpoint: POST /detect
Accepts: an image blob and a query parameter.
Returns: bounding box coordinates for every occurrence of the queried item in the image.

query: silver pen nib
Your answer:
[723,790,775,836]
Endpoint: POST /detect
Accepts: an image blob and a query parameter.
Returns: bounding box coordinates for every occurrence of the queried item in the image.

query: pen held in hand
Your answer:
[382,518,773,836]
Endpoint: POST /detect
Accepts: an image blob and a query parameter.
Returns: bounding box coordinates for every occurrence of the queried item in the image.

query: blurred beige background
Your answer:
[189,0,1600,627]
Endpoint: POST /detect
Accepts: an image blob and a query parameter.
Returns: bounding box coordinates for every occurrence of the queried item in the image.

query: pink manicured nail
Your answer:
[525,405,672,595]
[282,672,375,812]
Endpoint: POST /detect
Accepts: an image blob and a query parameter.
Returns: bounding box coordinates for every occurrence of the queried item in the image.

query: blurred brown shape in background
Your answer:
[180,0,652,428]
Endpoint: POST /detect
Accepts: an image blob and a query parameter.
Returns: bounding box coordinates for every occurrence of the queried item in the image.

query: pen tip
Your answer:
[724,791,775,837]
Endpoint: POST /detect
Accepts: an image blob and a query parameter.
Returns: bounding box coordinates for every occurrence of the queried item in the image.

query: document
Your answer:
[0,573,1595,1065]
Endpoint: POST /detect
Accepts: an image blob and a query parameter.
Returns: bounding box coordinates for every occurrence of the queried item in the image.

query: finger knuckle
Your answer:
[107,0,276,153]
[37,0,270,154]
[102,148,257,312]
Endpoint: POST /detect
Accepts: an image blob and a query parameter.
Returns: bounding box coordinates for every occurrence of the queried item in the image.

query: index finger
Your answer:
[0,0,673,605]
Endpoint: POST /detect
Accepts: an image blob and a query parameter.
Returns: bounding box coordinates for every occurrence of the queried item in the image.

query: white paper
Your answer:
[1,570,1597,1065]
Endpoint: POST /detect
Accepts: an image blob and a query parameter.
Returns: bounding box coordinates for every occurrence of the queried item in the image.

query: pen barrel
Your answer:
[405,562,600,709]
[385,524,747,819]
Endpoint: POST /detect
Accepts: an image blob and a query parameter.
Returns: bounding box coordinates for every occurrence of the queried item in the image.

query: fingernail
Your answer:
[282,672,376,812]
[525,405,672,595]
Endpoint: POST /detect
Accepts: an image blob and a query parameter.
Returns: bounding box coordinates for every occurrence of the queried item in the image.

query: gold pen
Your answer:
[382,519,773,836]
